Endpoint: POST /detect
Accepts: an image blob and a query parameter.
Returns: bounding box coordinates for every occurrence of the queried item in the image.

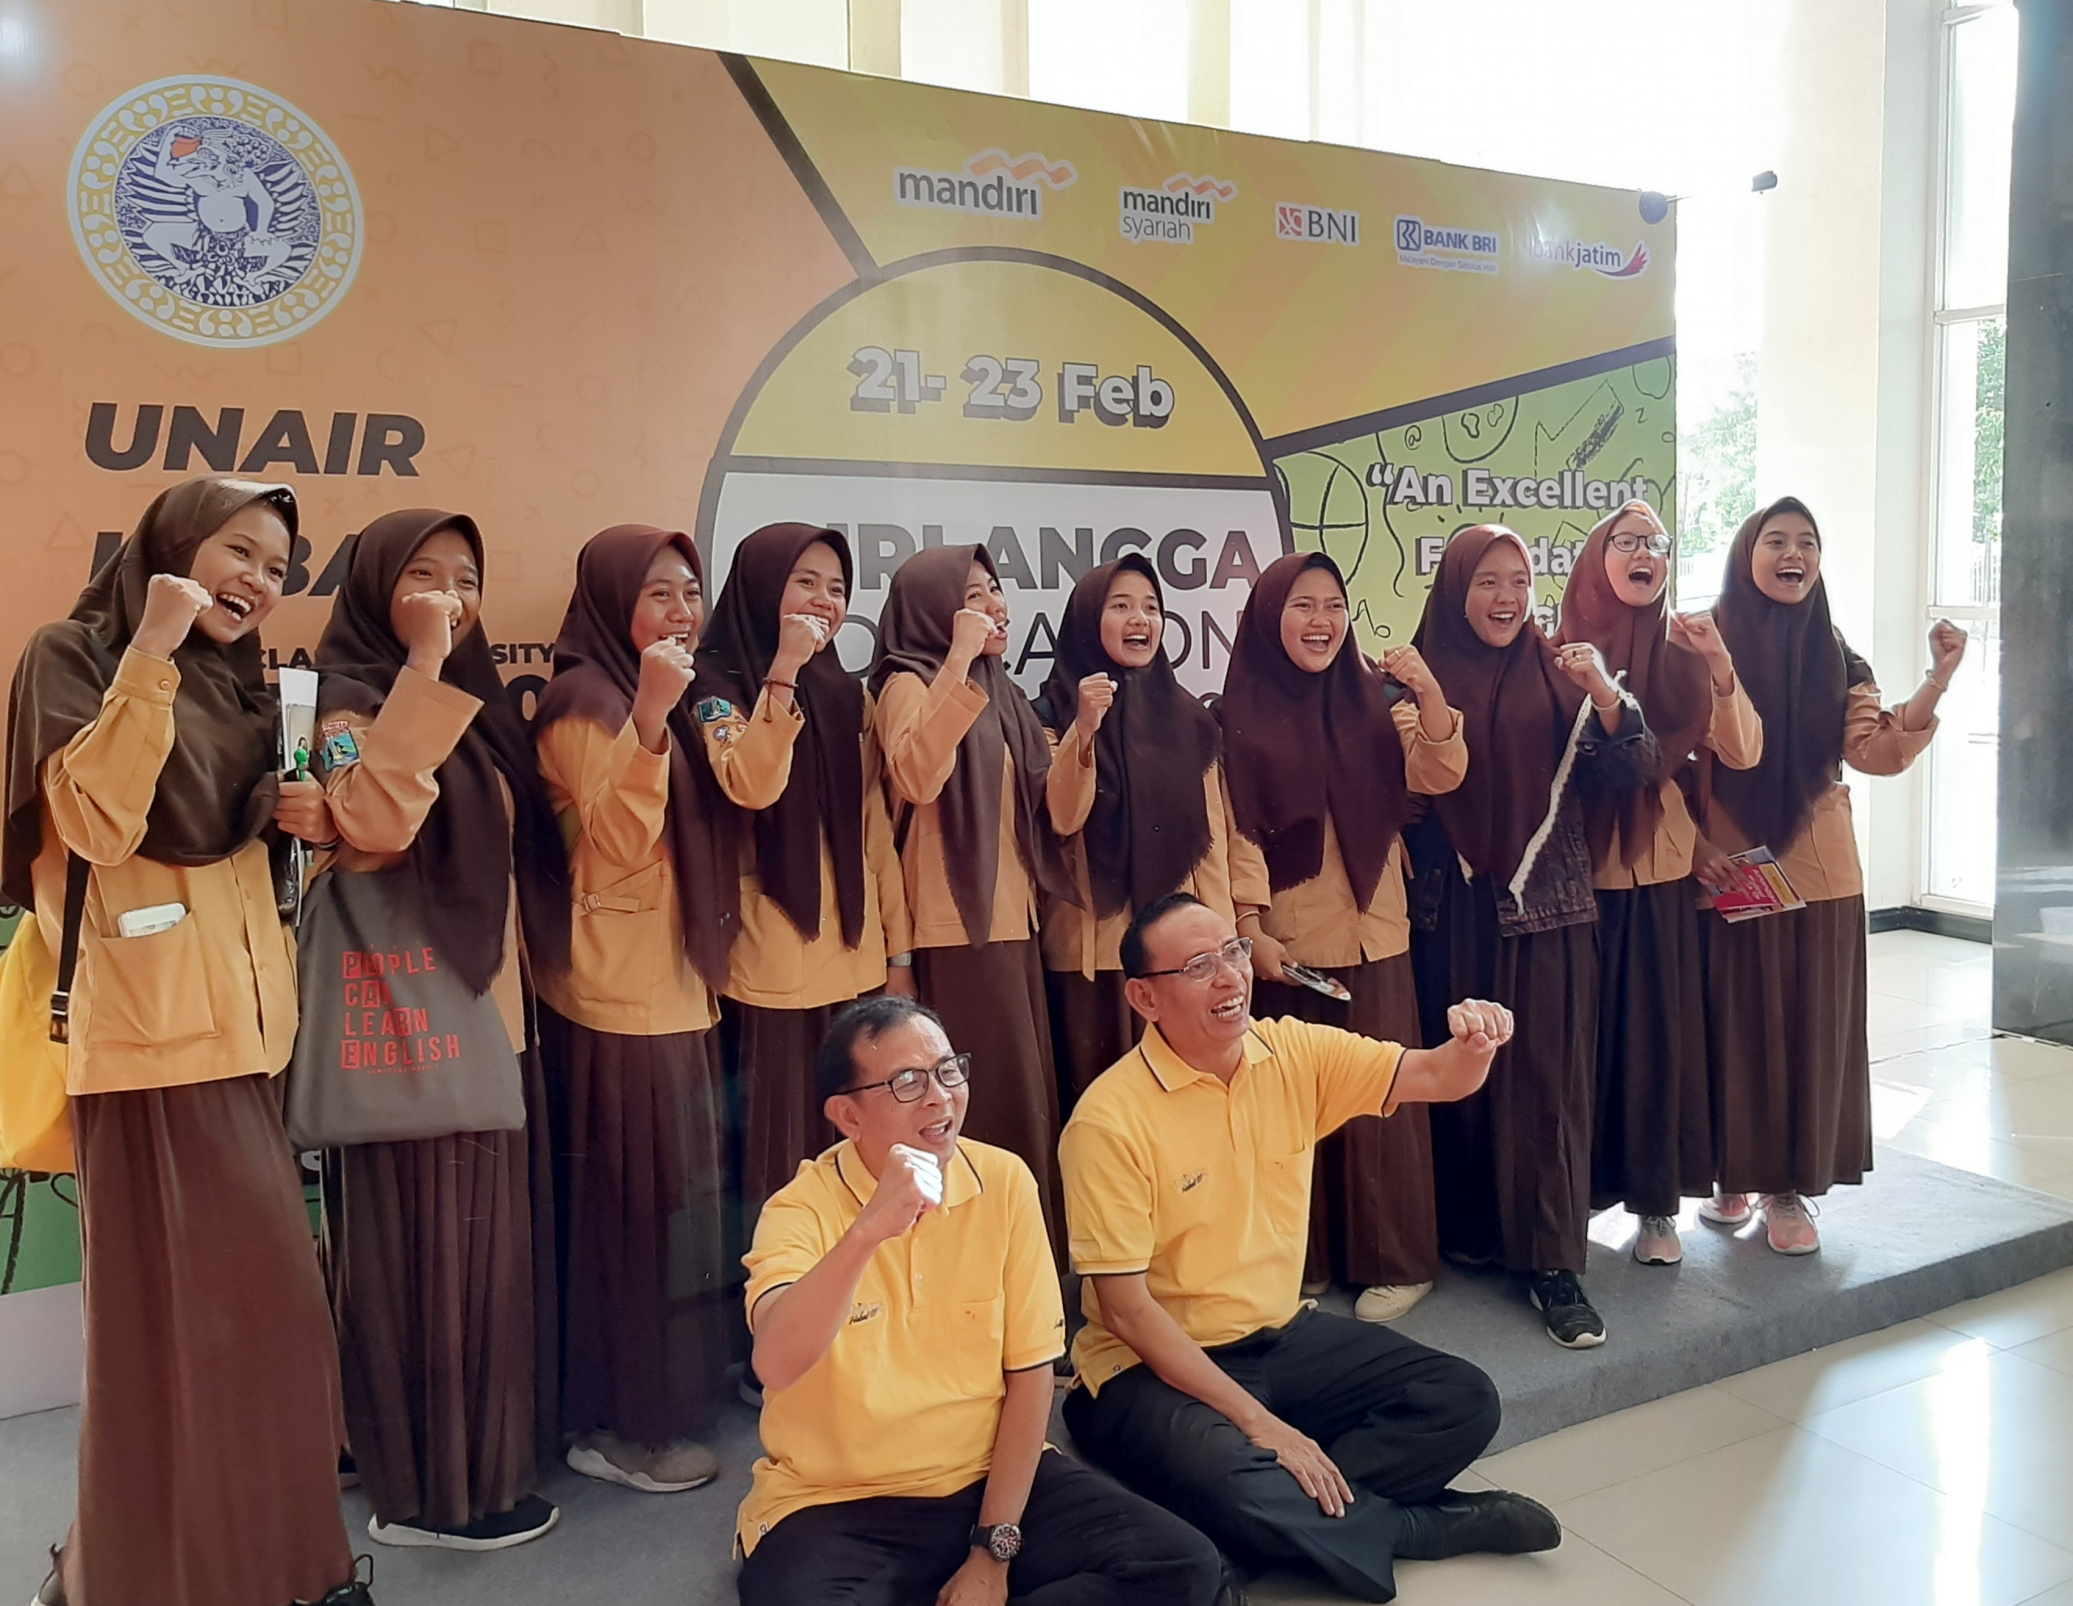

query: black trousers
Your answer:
[1061,1309,1500,1603]
[735,1448,1223,1606]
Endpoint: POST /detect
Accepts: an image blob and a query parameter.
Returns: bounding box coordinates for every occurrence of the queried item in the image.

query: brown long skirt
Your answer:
[322,1044,553,1530]
[1701,894,1872,1197]
[538,1006,730,1448]
[1593,881,1714,1215]
[729,999,846,1221]
[1416,874,1598,1274]
[64,1075,353,1606]
[1046,967,1142,1107]
[1255,955,1439,1289]
[915,938,1066,1259]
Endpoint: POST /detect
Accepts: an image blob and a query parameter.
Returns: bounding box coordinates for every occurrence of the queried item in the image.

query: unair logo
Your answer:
[1120,172,1239,245]
[69,75,362,348]
[895,148,1078,220]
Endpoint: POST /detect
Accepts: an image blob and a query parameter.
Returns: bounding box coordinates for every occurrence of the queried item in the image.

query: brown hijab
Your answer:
[1709,495,1874,854]
[534,525,739,991]
[692,523,866,947]
[314,509,571,995]
[4,476,291,907]
[1553,501,1713,866]
[869,545,1077,945]
[1034,553,1218,918]
[1413,524,1587,890]
[1222,551,1412,906]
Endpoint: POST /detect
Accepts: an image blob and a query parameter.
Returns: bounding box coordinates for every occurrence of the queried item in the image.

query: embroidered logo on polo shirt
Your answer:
[1178,1170,1206,1193]
[848,1301,883,1325]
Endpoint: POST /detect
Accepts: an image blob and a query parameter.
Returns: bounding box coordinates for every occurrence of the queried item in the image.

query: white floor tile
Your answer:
[1923,1266,2073,1349]
[1712,1317,1992,1422]
[1554,1424,2073,1606]
[1472,1384,1781,1504]
[1800,1345,2073,1549]
[1246,1532,1688,1606]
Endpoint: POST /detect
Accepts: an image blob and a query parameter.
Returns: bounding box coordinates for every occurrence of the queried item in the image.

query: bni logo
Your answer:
[1276,202,1359,245]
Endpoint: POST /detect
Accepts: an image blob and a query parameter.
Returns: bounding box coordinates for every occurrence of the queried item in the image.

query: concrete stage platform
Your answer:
[4,1143,2070,1605]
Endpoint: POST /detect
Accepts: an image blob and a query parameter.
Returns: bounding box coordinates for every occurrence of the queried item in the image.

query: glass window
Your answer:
[1926,614,2000,906]
[1029,0,1190,121]
[1931,315,2005,610]
[1942,6,2019,309]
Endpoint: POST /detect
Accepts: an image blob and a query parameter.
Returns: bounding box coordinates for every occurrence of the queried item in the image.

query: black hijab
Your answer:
[314,509,571,994]
[692,523,866,946]
[1033,554,1218,917]
[4,476,291,906]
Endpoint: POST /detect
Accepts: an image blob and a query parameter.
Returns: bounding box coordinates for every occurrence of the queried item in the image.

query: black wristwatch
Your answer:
[970,1521,1022,1563]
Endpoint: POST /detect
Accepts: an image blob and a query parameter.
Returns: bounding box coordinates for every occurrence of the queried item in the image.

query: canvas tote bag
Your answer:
[284,866,524,1148]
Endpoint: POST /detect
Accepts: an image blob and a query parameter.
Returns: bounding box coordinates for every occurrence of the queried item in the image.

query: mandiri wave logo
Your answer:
[1530,235,1651,279]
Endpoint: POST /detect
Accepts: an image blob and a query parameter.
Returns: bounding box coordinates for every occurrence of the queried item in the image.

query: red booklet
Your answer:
[1710,847,1807,923]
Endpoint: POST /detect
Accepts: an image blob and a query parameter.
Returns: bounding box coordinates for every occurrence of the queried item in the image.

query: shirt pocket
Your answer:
[569,862,668,1007]
[83,913,219,1049]
[1257,1145,1315,1248]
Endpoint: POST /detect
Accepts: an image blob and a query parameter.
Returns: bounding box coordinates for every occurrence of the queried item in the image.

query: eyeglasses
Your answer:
[843,1052,972,1103]
[1608,530,1673,556]
[1139,937,1254,984]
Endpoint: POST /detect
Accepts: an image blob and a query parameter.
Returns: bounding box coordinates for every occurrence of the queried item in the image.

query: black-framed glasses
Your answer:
[1139,937,1254,984]
[1608,530,1673,556]
[843,1052,972,1103]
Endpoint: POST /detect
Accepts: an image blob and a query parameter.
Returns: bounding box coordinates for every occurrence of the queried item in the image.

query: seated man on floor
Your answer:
[1058,893,1561,1604]
[736,994,1228,1606]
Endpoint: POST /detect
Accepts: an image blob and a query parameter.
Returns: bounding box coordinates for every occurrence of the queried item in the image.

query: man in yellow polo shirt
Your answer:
[736,994,1226,1606]
[1059,894,1561,1602]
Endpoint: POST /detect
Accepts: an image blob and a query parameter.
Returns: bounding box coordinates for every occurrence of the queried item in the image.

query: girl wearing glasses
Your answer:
[1552,502,1759,1269]
[1221,551,1468,1325]
[869,545,1079,1255]
[689,524,912,1225]
[1408,525,1659,1350]
[1033,554,1232,1105]
[531,526,731,1496]
[1694,498,1964,1255]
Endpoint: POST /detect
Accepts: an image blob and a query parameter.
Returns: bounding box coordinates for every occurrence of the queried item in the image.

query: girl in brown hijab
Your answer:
[1033,553,1229,1100]
[532,525,731,1495]
[1223,551,1468,1324]
[870,544,1077,1251]
[4,477,364,1606]
[1407,524,1657,1349]
[1553,501,1761,1267]
[689,523,911,1221]
[313,508,571,1551]
[1695,496,1964,1254]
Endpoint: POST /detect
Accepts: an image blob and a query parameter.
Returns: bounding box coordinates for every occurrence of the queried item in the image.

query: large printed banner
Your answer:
[0,0,1672,1294]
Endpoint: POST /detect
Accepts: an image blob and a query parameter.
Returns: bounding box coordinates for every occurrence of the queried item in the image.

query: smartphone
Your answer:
[1280,963,1353,1003]
[116,902,188,939]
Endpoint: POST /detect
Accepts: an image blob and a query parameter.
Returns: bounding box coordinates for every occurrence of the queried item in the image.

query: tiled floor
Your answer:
[1254,930,2073,1605]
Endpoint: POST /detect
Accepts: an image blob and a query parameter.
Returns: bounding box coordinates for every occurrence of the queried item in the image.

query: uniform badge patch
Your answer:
[694,696,736,724]
[318,720,360,771]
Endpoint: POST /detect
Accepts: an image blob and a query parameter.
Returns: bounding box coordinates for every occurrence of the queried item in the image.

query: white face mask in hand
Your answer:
[889,1143,945,1205]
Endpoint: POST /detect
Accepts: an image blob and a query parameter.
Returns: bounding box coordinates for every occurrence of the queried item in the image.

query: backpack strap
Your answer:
[48,856,87,1044]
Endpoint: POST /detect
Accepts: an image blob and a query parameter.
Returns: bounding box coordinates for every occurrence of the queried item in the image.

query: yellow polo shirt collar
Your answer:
[831,1138,984,1211]
[1135,1021,1275,1093]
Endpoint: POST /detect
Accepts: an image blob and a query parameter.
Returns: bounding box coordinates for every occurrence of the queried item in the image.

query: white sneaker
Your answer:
[1354,1282,1433,1323]
[369,1494,560,1551]
[567,1434,719,1494]
[1698,1190,1752,1227]
[1758,1192,1821,1255]
[1633,1215,1683,1265]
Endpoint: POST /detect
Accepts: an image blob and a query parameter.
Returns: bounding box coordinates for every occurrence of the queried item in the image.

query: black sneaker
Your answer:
[1528,1270,1607,1349]
[1394,1489,1563,1560]
[305,1555,376,1605]
[368,1494,559,1552]
[1213,1551,1250,1606]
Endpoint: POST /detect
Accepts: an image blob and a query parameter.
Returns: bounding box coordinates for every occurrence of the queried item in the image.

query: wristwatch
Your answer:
[970,1521,1022,1562]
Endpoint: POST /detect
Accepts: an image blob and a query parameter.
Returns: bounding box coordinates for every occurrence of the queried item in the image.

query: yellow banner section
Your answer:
[752,58,1676,444]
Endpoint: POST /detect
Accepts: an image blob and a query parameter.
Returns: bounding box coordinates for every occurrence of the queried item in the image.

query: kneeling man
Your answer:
[1060,894,1559,1603]
[737,994,1226,1606]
